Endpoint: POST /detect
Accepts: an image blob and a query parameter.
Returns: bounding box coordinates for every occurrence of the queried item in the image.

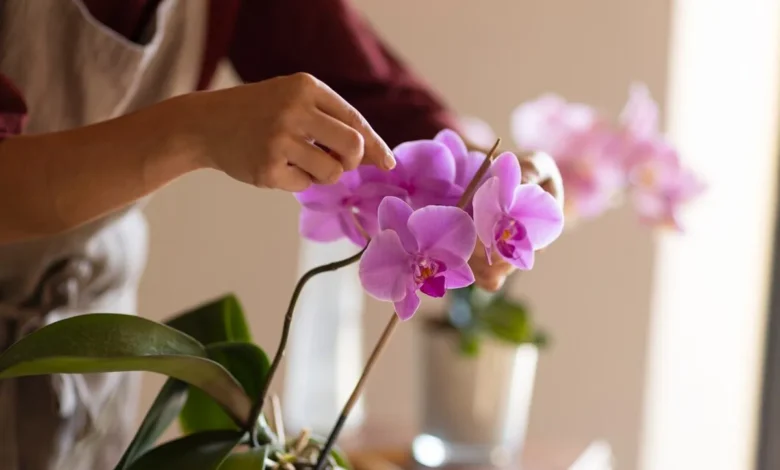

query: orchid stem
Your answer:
[315,313,400,470]
[249,247,367,446]
[457,138,501,208]
[313,137,503,469]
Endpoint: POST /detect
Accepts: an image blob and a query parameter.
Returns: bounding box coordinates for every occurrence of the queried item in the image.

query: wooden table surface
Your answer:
[341,426,613,470]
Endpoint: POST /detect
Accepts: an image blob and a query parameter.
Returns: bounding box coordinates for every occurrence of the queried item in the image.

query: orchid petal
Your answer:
[339,212,377,246]
[490,152,523,210]
[472,177,505,250]
[394,290,421,321]
[620,83,659,139]
[434,129,469,159]
[507,185,565,249]
[339,169,362,188]
[295,182,351,211]
[355,181,407,204]
[359,230,412,302]
[299,209,344,242]
[632,190,666,220]
[458,116,497,149]
[394,140,457,185]
[511,94,598,155]
[456,150,488,189]
[377,196,417,252]
[407,206,476,261]
[420,276,446,298]
[673,168,706,201]
[443,264,475,289]
[356,165,389,184]
[407,180,458,209]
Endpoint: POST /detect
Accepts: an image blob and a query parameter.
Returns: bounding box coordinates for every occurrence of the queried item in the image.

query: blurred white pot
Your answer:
[414,323,538,468]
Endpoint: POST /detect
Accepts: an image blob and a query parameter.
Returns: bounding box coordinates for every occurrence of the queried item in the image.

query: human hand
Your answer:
[179,73,396,192]
[468,150,564,291]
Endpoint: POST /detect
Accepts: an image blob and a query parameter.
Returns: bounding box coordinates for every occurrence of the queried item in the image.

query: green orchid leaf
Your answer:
[219,446,270,469]
[328,445,351,470]
[307,436,352,470]
[179,342,270,436]
[166,295,260,435]
[207,342,269,399]
[457,332,481,357]
[115,379,189,469]
[166,294,252,345]
[126,429,245,470]
[0,314,252,425]
[479,296,535,345]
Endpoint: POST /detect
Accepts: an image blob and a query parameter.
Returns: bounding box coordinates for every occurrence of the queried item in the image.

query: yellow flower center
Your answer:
[418,265,435,280]
[637,165,657,188]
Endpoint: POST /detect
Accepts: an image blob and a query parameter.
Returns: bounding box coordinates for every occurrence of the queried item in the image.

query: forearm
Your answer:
[0,96,200,243]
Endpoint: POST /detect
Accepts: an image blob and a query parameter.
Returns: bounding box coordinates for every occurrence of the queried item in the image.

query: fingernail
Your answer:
[383,151,396,170]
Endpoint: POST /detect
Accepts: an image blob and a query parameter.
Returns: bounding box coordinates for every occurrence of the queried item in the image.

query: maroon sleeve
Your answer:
[0,74,27,139]
[228,0,459,147]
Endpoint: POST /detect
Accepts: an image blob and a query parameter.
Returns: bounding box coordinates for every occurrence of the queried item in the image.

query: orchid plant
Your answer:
[450,83,705,355]
[0,131,563,469]
[0,85,698,468]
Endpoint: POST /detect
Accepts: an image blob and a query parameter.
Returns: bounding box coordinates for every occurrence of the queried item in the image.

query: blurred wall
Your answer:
[138,1,672,467]
[641,1,780,469]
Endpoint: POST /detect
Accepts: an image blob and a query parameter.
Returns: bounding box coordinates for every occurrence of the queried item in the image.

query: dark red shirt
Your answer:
[0,0,457,147]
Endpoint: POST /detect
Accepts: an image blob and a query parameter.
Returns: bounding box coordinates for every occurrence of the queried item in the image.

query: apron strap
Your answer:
[130,0,166,43]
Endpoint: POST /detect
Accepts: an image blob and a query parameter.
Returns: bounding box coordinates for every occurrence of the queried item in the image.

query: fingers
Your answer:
[285,138,344,185]
[306,75,396,170]
[469,244,514,292]
[471,260,512,292]
[277,165,314,192]
[306,110,364,171]
[520,151,564,206]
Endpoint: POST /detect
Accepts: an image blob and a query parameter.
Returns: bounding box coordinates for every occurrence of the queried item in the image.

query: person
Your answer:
[0,1,563,469]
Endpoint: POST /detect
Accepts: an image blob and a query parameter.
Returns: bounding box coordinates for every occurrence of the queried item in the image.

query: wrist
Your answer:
[134,94,208,191]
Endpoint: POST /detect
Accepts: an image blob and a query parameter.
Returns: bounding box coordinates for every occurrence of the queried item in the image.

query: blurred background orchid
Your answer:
[509,83,704,229]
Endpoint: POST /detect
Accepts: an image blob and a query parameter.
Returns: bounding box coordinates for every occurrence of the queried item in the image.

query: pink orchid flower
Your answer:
[511,93,600,156]
[358,197,477,320]
[295,169,403,246]
[386,140,460,209]
[472,152,564,269]
[554,128,626,219]
[617,84,704,230]
[624,139,704,231]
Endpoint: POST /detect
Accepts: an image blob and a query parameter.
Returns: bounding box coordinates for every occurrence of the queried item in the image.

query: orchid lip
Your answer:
[493,217,528,259]
[413,257,446,283]
[412,256,447,298]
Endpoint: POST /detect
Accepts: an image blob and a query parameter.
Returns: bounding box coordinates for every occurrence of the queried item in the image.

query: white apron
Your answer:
[0,1,207,468]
